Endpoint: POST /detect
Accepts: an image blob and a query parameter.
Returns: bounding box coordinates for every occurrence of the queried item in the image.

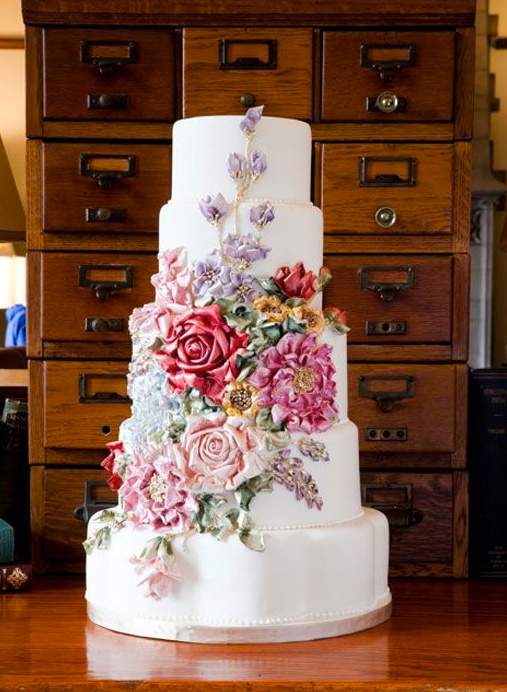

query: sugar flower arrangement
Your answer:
[85,107,348,600]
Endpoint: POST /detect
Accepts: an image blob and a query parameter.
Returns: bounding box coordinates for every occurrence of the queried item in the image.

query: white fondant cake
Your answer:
[85,109,391,643]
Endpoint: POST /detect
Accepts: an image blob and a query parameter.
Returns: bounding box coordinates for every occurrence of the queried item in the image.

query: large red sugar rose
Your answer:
[154,304,249,403]
[274,262,318,301]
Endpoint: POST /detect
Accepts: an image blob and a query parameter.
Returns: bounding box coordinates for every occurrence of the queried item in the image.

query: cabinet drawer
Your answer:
[42,142,170,234]
[322,31,455,122]
[320,143,453,237]
[43,361,130,450]
[39,252,158,343]
[183,28,313,119]
[323,255,454,345]
[31,466,115,572]
[43,28,175,121]
[349,364,461,453]
[360,471,465,577]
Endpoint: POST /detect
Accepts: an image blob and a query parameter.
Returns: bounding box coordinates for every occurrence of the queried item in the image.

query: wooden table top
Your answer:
[0,576,506,691]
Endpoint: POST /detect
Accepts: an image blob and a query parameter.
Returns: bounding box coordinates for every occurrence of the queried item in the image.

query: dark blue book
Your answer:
[469,369,507,578]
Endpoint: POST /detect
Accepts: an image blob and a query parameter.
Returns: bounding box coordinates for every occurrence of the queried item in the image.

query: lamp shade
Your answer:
[0,132,24,242]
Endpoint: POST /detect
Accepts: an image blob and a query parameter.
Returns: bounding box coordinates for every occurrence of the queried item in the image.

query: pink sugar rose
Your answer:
[119,442,198,532]
[151,246,193,307]
[129,302,186,343]
[248,332,338,434]
[154,304,249,403]
[101,440,126,491]
[176,413,267,492]
[274,261,318,301]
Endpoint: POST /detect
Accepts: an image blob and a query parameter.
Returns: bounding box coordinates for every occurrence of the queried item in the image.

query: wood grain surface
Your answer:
[0,577,505,690]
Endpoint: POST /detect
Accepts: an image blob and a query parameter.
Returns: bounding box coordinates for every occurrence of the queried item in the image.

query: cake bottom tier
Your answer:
[86,507,391,643]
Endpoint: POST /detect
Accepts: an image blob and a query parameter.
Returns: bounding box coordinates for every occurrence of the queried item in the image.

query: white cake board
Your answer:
[87,592,392,644]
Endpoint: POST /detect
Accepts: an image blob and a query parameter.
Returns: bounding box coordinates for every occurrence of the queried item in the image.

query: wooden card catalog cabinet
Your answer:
[22,0,475,576]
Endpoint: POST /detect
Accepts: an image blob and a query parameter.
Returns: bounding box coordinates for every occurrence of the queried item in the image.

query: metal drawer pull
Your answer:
[359,43,416,83]
[80,40,137,76]
[375,206,397,228]
[87,93,128,110]
[360,265,415,302]
[366,427,407,441]
[359,374,415,412]
[219,39,277,70]
[74,480,116,524]
[78,373,131,404]
[361,483,423,527]
[366,320,406,336]
[85,317,126,333]
[79,153,136,189]
[359,157,417,187]
[79,264,133,301]
[366,91,407,113]
[85,207,127,223]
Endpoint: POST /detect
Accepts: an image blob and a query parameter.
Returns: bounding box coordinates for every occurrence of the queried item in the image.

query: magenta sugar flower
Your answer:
[248,332,338,434]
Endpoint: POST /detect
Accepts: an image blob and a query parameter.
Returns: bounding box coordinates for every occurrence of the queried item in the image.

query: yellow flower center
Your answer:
[292,367,316,394]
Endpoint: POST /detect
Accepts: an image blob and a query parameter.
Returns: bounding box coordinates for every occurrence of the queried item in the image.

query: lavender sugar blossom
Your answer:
[193,250,237,299]
[250,201,275,229]
[198,193,229,224]
[227,152,246,181]
[222,233,271,265]
[250,150,267,178]
[240,105,264,134]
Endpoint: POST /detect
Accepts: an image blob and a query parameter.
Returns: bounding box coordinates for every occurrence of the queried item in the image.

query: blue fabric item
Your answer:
[4,304,26,347]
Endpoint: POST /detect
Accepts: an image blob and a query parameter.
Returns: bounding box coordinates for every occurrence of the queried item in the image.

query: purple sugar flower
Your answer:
[223,233,271,264]
[240,105,264,134]
[250,150,267,178]
[198,193,229,224]
[227,152,246,181]
[229,272,265,303]
[248,332,338,434]
[193,250,237,299]
[250,202,275,229]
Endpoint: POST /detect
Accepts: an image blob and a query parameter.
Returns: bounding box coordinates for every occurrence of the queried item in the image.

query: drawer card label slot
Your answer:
[359,374,416,412]
[80,40,138,76]
[359,43,416,83]
[80,153,136,188]
[78,264,133,300]
[219,39,278,70]
[78,373,130,404]
[359,156,417,187]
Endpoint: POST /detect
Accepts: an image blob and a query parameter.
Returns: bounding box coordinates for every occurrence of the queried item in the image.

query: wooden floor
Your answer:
[0,576,506,691]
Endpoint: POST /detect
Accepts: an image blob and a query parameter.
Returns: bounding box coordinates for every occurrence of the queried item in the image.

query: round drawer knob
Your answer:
[90,318,107,332]
[240,92,256,107]
[375,206,397,228]
[98,93,115,109]
[96,207,112,222]
[376,91,399,113]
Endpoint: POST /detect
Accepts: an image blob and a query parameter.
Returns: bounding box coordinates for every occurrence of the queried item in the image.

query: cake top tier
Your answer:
[170,114,313,204]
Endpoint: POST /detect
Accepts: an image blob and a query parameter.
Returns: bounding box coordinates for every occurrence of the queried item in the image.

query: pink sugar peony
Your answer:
[274,262,318,301]
[151,246,193,307]
[119,442,198,531]
[248,332,338,434]
[101,440,126,491]
[154,304,249,403]
[176,413,267,492]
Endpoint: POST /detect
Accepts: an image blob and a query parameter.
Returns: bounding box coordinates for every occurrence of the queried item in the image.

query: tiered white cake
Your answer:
[85,109,391,643]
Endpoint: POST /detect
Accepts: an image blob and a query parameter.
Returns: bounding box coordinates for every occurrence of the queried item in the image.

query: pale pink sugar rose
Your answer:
[129,301,186,343]
[176,413,267,492]
[248,332,338,434]
[151,246,193,307]
[119,442,199,531]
